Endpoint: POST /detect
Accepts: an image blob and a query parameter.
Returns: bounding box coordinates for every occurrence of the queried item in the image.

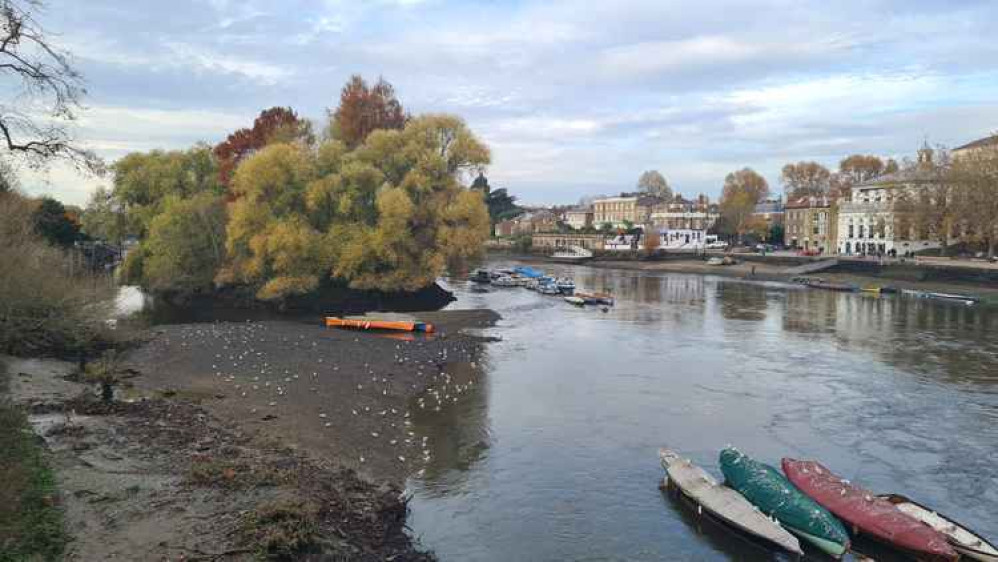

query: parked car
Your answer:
[754,243,775,253]
[797,248,820,257]
[706,240,729,249]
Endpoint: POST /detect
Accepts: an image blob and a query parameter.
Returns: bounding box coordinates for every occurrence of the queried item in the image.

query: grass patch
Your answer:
[0,370,67,561]
[242,499,323,561]
[187,456,294,490]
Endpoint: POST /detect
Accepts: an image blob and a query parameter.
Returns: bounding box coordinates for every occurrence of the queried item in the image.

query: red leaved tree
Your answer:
[214,107,312,187]
[330,75,407,148]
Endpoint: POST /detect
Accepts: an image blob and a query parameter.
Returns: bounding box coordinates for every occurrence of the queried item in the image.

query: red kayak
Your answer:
[782,459,957,561]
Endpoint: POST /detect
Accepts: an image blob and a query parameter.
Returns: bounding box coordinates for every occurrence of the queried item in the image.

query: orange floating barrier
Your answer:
[324,317,435,333]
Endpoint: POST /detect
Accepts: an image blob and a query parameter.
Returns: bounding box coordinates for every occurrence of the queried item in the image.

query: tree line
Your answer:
[85,76,492,300]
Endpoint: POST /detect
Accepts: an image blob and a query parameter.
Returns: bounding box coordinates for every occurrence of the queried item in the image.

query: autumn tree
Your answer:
[81,186,127,243]
[892,147,954,254]
[637,170,672,199]
[214,107,313,186]
[0,1,101,172]
[136,192,227,294]
[32,196,81,247]
[951,151,998,257]
[111,144,223,236]
[221,114,490,300]
[329,75,407,149]
[839,154,886,184]
[643,229,661,251]
[719,168,769,240]
[781,161,830,199]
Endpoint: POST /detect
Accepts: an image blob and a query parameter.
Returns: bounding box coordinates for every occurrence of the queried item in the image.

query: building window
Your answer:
[858,225,865,238]
[848,224,854,238]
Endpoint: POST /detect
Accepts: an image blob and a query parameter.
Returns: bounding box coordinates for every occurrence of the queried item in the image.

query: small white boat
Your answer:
[492,275,518,287]
[564,296,585,306]
[551,245,593,263]
[880,494,998,562]
[707,256,725,266]
[539,283,560,296]
[660,448,803,557]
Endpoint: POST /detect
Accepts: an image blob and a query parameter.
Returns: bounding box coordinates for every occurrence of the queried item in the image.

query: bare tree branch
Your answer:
[0,0,102,173]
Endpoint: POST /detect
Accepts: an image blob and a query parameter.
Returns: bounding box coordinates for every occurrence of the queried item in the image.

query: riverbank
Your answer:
[578,258,998,301]
[1,309,497,560]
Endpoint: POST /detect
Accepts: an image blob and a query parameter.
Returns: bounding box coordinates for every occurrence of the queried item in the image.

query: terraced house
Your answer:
[592,195,659,229]
[785,196,836,254]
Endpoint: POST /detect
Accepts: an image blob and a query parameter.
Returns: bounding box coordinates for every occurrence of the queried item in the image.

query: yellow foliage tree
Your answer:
[220,115,491,299]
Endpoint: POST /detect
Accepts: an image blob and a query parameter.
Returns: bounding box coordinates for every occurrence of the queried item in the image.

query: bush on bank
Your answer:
[0,192,114,357]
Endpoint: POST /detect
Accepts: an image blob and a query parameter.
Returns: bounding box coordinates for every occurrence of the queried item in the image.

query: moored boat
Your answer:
[575,291,614,305]
[782,458,958,561]
[879,494,998,562]
[492,275,518,287]
[556,279,576,295]
[470,269,492,283]
[538,283,561,295]
[551,245,593,263]
[325,317,434,333]
[719,448,849,558]
[564,296,585,306]
[660,448,803,558]
[513,265,544,279]
[805,280,859,292]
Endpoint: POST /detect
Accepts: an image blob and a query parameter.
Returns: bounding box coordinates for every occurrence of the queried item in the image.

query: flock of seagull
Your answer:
[149,319,485,476]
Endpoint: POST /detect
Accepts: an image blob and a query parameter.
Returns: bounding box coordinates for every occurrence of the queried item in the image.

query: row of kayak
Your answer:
[660,447,996,561]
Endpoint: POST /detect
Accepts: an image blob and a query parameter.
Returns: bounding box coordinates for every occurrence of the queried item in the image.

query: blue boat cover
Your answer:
[513,266,544,278]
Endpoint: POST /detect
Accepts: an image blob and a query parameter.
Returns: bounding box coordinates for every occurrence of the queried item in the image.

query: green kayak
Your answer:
[720,448,850,558]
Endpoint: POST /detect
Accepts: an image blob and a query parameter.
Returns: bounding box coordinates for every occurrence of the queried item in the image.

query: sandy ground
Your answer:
[0,310,497,562]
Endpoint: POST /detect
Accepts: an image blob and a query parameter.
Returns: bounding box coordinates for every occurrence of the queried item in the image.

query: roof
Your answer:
[785,196,832,209]
[852,165,942,188]
[953,134,998,152]
[754,201,784,214]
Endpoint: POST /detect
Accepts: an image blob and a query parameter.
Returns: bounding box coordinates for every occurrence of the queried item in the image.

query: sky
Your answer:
[17,0,998,206]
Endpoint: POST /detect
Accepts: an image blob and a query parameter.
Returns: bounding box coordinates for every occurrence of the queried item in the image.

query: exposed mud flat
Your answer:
[0,307,502,562]
[121,309,499,484]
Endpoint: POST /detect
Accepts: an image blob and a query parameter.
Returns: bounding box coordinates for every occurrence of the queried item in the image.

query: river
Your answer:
[405,260,998,561]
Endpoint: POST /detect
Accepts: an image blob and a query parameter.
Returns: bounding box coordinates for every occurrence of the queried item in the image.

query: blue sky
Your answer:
[21,0,998,206]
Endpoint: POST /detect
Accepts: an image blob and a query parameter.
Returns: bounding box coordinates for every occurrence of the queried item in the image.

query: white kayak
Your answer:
[880,494,998,562]
[659,448,803,557]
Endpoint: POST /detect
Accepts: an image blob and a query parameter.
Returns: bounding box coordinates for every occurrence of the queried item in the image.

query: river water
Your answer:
[405,261,998,561]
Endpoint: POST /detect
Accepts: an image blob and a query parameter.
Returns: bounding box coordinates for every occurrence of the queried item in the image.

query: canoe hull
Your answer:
[783,459,958,561]
[660,449,803,557]
[879,494,998,562]
[719,448,849,558]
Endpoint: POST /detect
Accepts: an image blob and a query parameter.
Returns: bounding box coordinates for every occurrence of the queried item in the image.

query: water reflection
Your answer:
[408,358,492,492]
[406,262,998,561]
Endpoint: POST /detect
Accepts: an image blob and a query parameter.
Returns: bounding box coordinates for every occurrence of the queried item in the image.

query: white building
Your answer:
[563,207,594,230]
[658,228,709,249]
[836,152,943,256]
[604,234,640,251]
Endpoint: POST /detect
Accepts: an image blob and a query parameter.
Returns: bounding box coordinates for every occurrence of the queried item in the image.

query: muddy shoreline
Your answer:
[2,308,498,560]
